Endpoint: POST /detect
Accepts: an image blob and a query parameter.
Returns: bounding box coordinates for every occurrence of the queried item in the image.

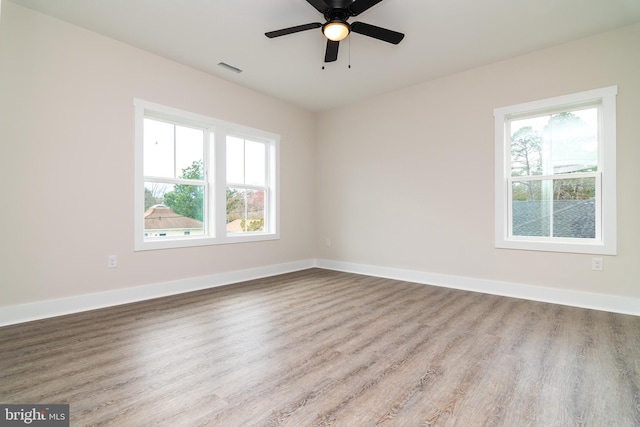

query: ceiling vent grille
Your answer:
[217,62,243,74]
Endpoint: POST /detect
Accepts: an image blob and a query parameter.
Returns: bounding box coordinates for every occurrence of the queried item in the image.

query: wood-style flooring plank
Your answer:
[1,269,639,426]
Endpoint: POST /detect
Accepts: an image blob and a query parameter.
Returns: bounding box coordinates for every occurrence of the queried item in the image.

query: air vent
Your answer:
[217,62,243,74]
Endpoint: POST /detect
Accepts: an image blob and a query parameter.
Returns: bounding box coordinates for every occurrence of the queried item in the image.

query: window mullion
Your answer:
[216,128,228,239]
[144,177,204,186]
[173,124,177,179]
[506,177,514,238]
[203,128,212,237]
[595,172,603,240]
[225,183,267,192]
[512,172,598,182]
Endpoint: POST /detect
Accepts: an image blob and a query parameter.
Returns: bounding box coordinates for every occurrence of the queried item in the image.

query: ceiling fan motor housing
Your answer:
[324,8,351,23]
[325,0,357,11]
[265,0,404,63]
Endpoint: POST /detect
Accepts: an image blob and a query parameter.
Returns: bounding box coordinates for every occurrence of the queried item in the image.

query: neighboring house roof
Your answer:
[512,198,595,238]
[144,204,203,230]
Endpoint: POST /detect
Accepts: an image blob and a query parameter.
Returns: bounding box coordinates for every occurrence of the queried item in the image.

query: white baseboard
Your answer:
[314,259,640,316]
[0,259,314,327]
[2,258,637,327]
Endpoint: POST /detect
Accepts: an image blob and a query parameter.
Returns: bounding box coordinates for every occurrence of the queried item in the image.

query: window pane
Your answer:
[245,140,266,186]
[510,108,598,177]
[175,125,204,179]
[226,187,265,234]
[512,181,551,237]
[510,117,545,177]
[553,177,596,238]
[144,119,205,179]
[226,136,245,184]
[545,109,598,175]
[143,118,174,178]
[512,177,596,238]
[144,181,204,238]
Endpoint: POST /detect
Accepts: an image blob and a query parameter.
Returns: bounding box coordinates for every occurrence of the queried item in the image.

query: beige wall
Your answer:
[315,23,640,299]
[0,3,315,306]
[1,2,638,312]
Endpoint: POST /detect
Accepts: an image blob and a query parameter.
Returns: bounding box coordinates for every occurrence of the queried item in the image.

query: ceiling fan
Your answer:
[265,0,405,63]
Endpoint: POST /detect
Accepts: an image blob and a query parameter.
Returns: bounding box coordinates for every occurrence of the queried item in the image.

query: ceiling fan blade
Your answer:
[324,40,339,62]
[350,21,405,44]
[348,0,384,16]
[265,22,322,38]
[306,0,330,13]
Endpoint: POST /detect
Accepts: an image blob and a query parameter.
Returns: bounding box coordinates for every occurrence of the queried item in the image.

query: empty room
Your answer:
[1,0,639,425]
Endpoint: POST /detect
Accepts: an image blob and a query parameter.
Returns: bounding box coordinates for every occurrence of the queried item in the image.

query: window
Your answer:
[134,99,279,251]
[494,86,617,255]
[226,136,269,234]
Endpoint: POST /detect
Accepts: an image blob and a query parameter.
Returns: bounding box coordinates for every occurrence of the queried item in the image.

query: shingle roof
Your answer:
[512,198,595,238]
[144,205,203,230]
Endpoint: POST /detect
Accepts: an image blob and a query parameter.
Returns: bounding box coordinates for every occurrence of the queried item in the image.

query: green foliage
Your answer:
[545,111,584,130]
[511,126,542,177]
[161,162,257,222]
[511,126,543,201]
[510,112,595,202]
[144,188,158,211]
[554,178,596,200]
[163,160,204,221]
[226,188,242,216]
[240,218,264,232]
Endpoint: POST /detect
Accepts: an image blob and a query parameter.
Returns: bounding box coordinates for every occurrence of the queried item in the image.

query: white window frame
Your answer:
[134,99,279,251]
[494,86,617,255]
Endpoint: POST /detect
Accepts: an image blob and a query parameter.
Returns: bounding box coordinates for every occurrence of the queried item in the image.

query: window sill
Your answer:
[496,238,616,255]
[135,233,279,251]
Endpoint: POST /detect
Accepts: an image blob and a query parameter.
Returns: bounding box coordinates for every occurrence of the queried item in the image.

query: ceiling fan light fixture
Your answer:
[323,21,350,41]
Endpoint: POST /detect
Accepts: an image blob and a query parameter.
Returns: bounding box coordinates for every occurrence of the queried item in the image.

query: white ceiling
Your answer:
[8,0,640,112]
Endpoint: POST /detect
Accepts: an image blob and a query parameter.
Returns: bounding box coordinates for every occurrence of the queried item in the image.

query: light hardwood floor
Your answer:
[1,269,639,426]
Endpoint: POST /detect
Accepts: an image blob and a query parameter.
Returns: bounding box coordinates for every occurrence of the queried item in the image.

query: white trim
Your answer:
[0,260,314,327]
[2,259,636,327]
[494,86,617,255]
[314,259,640,316]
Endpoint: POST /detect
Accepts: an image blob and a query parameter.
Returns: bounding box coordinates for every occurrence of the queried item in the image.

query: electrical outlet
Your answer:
[107,255,118,269]
[591,257,603,271]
